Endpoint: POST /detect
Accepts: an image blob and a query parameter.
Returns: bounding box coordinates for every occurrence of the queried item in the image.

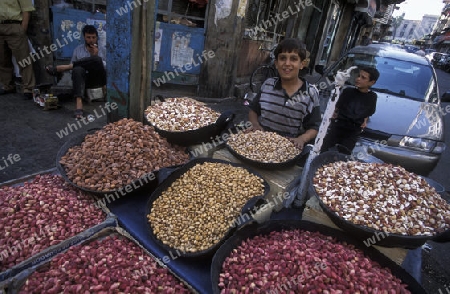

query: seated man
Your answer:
[46,25,106,119]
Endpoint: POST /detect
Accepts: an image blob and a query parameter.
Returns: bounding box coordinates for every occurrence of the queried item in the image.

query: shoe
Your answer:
[45,65,62,78]
[0,87,16,95]
[74,109,84,120]
[23,93,33,100]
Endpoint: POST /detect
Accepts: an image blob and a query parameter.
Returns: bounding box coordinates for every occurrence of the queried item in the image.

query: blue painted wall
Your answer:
[106,0,133,118]
[154,22,205,75]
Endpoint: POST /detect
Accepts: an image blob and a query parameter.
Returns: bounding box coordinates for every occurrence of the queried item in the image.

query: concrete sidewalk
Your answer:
[0,92,108,183]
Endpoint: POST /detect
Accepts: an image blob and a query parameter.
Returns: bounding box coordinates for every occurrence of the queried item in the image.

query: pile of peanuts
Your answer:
[219,229,410,293]
[145,97,220,131]
[0,174,105,271]
[147,162,266,253]
[19,234,190,293]
[227,130,301,163]
[313,161,450,235]
[60,118,189,192]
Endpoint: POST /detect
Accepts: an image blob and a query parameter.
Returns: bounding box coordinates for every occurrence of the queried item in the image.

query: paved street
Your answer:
[429,68,450,192]
[421,68,450,293]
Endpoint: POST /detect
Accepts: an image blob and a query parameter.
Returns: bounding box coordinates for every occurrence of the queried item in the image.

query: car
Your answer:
[404,44,420,53]
[367,42,405,51]
[425,51,439,63]
[427,52,449,68]
[436,54,450,72]
[314,45,450,176]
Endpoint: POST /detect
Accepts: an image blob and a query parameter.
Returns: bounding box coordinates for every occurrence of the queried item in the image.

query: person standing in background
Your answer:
[0,0,36,99]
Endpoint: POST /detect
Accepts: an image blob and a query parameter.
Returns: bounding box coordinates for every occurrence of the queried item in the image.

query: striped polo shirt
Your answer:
[249,77,321,137]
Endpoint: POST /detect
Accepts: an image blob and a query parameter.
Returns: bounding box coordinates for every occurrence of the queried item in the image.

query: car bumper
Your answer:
[354,138,441,176]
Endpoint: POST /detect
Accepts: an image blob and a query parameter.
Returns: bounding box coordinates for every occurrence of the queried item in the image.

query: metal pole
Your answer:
[284,66,357,208]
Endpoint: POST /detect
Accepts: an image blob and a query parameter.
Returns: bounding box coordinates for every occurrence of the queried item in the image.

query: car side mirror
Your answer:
[315,65,325,75]
[442,91,450,103]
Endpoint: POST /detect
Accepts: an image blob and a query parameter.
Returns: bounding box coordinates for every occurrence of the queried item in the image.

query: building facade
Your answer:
[431,1,450,53]
[392,15,439,43]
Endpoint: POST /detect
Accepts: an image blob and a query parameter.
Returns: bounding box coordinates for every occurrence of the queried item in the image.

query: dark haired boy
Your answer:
[46,25,106,119]
[248,38,321,154]
[321,66,380,154]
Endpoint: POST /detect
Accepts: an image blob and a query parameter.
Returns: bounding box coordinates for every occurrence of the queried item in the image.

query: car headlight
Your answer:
[399,137,445,154]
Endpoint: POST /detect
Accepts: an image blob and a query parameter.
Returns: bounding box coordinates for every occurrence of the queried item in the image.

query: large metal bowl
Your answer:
[307,151,450,249]
[211,220,426,294]
[225,142,305,170]
[144,158,270,259]
[145,98,235,146]
[56,130,186,200]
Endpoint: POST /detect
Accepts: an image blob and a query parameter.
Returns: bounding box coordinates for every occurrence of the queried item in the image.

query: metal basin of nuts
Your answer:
[145,98,221,132]
[226,130,303,169]
[57,118,190,194]
[211,220,425,293]
[309,151,450,248]
[145,158,269,257]
[145,98,233,146]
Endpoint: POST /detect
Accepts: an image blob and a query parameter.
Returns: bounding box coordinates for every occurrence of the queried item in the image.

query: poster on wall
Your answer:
[171,32,194,68]
[154,27,163,63]
[215,0,232,24]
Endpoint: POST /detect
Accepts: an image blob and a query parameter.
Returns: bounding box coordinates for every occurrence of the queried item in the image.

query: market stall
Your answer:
[1,97,450,293]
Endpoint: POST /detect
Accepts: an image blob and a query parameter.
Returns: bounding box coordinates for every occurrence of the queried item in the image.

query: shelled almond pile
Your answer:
[313,161,450,235]
[145,97,220,131]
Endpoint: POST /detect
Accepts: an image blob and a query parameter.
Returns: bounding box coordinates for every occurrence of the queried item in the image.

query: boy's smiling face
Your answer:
[275,51,303,82]
[355,69,376,92]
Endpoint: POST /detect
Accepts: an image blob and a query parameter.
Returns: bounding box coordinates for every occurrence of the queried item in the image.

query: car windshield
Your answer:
[333,53,435,101]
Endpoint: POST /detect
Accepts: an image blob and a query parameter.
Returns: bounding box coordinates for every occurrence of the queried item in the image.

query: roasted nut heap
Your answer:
[220,229,410,293]
[145,97,220,131]
[147,162,266,253]
[313,161,450,235]
[227,130,301,163]
[60,118,189,192]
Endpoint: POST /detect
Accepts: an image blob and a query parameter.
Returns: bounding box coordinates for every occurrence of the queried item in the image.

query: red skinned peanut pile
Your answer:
[0,174,106,272]
[219,230,410,293]
[19,235,190,293]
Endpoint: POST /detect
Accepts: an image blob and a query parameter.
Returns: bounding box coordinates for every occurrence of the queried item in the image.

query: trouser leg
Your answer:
[321,121,361,154]
[321,122,339,153]
[73,56,106,88]
[72,66,86,99]
[0,29,14,90]
[338,130,360,154]
[0,24,35,93]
